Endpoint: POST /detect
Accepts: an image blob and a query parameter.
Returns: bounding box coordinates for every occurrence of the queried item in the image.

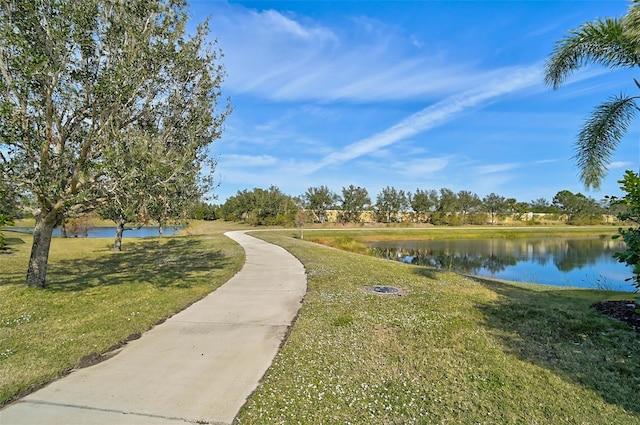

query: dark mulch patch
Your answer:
[78,332,142,369]
[593,300,640,334]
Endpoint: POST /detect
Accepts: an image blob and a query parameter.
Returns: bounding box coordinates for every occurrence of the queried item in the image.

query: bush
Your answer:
[567,215,604,226]
[612,171,640,294]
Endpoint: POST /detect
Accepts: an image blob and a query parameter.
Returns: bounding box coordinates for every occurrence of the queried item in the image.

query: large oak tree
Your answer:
[0,0,228,287]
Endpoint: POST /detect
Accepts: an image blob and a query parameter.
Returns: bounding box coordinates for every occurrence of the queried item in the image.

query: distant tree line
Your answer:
[216,185,625,227]
[218,186,298,226]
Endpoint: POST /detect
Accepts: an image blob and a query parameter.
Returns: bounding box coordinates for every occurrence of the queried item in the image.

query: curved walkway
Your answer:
[0,231,307,425]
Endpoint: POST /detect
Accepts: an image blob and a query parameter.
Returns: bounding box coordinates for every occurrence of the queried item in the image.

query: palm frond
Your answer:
[624,1,640,45]
[575,94,639,189]
[544,17,640,89]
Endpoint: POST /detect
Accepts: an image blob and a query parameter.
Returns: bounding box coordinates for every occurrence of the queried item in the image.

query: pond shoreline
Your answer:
[297,225,620,241]
[3,226,182,238]
[298,227,634,292]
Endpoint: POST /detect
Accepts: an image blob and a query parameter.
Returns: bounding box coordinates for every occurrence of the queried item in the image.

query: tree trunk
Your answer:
[25,211,58,288]
[114,219,126,252]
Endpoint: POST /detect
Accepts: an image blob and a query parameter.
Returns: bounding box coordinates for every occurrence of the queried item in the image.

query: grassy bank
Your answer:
[0,230,244,405]
[236,232,639,424]
[5,218,259,234]
[299,226,620,256]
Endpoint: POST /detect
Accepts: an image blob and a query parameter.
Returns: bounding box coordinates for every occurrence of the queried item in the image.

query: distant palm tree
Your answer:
[544,0,640,190]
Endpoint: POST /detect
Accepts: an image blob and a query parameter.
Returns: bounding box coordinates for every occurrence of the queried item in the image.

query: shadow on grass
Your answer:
[471,275,640,414]
[46,237,233,292]
[410,266,439,281]
[0,234,29,284]
[3,237,26,245]
[0,235,27,256]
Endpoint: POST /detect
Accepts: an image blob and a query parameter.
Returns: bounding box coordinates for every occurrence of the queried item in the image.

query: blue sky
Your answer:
[190,0,639,204]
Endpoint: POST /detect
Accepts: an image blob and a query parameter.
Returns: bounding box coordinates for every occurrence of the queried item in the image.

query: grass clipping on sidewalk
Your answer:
[0,231,244,405]
[236,232,640,425]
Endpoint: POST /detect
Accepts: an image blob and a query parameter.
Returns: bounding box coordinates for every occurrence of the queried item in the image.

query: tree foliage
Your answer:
[613,170,640,292]
[431,188,459,225]
[552,190,604,225]
[457,190,483,224]
[303,185,338,223]
[0,0,228,285]
[215,182,631,230]
[409,189,437,223]
[482,193,507,225]
[530,197,555,213]
[374,186,409,223]
[0,162,20,220]
[545,1,640,189]
[0,164,17,249]
[220,186,297,226]
[338,185,371,223]
[189,201,218,221]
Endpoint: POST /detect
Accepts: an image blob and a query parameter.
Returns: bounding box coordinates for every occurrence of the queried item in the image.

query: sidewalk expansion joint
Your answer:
[17,399,215,424]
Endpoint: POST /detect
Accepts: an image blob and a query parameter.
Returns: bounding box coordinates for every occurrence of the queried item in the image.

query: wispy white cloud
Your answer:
[211,5,338,94]
[609,161,635,169]
[473,173,518,196]
[222,154,278,167]
[304,64,542,173]
[202,1,635,204]
[474,162,522,175]
[393,157,451,177]
[545,67,626,99]
[535,158,564,164]
[211,3,544,103]
[260,10,335,40]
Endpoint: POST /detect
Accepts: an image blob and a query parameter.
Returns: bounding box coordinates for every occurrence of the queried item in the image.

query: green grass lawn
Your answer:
[235,231,640,424]
[2,225,639,424]
[0,230,244,405]
[303,224,618,239]
[297,225,620,256]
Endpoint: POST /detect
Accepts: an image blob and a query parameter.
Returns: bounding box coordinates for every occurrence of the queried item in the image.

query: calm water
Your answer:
[368,236,636,292]
[6,226,181,238]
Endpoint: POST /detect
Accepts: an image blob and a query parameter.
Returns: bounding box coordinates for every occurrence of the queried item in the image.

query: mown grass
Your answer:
[304,225,619,243]
[0,230,244,405]
[235,231,640,424]
[182,219,257,234]
[303,226,621,258]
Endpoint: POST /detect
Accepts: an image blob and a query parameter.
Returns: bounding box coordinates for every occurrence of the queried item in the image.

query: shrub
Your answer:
[613,171,640,295]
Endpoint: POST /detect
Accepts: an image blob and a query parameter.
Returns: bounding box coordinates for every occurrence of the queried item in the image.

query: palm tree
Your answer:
[544,0,640,190]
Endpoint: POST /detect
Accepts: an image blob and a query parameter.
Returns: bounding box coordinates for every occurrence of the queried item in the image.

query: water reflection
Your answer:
[5,226,182,238]
[369,237,635,292]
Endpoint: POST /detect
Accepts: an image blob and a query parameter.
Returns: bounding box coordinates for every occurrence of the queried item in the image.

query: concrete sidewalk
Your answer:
[0,231,307,425]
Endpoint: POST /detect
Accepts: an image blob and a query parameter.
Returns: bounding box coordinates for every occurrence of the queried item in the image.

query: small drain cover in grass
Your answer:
[370,286,400,295]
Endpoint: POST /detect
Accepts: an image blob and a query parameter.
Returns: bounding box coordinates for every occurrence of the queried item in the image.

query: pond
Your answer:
[5,226,182,238]
[367,236,636,292]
